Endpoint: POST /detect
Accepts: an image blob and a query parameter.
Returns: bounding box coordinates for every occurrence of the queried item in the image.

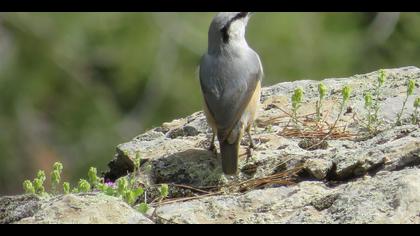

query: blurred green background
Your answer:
[0,12,419,195]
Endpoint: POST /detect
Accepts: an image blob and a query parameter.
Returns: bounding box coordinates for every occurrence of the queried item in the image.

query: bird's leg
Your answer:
[245,128,255,162]
[246,128,255,149]
[209,132,216,151]
[208,132,218,157]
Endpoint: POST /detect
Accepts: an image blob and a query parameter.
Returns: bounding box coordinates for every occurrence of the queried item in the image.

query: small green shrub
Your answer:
[33,170,47,196]
[363,70,387,132]
[51,162,63,194]
[291,88,304,128]
[23,180,35,195]
[63,182,70,195]
[330,86,352,131]
[316,83,327,122]
[138,202,149,214]
[396,79,416,126]
[77,179,91,193]
[159,184,169,199]
[88,167,98,188]
[21,147,162,214]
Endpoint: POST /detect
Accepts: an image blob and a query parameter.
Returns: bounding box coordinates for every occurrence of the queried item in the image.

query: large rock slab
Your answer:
[5,67,420,224]
[13,194,153,224]
[0,195,41,224]
[155,168,420,224]
[107,67,420,188]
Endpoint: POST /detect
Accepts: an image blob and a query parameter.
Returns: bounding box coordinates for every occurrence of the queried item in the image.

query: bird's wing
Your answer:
[199,52,263,142]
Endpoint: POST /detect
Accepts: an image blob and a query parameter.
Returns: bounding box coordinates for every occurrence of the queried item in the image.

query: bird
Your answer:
[199,12,263,175]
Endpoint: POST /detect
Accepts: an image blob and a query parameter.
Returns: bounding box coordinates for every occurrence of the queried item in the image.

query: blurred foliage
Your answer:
[0,12,419,194]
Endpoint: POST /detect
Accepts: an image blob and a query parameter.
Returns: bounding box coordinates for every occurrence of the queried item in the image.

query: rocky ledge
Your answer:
[1,67,419,224]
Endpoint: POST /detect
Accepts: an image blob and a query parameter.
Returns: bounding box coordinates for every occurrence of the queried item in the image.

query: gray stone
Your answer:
[155,168,420,224]
[0,195,41,224]
[8,67,420,224]
[108,67,420,187]
[16,194,153,224]
[304,158,333,180]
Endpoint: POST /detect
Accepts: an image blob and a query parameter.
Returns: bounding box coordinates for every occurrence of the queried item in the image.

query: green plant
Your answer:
[412,97,420,125]
[331,86,352,131]
[23,180,35,194]
[364,92,375,132]
[363,70,387,132]
[291,88,304,128]
[117,177,129,196]
[138,202,149,214]
[51,162,63,194]
[88,167,99,188]
[63,182,70,195]
[101,175,145,207]
[123,187,144,206]
[159,184,169,199]
[316,83,327,122]
[77,179,91,193]
[22,157,150,212]
[33,170,47,196]
[396,79,416,126]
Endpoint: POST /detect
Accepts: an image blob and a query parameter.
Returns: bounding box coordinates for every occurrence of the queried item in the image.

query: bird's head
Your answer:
[208,12,252,53]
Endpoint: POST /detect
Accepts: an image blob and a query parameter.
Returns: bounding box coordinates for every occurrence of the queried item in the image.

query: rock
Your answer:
[155,168,420,224]
[304,158,333,180]
[15,194,153,224]
[0,195,41,224]
[107,67,420,186]
[9,67,420,224]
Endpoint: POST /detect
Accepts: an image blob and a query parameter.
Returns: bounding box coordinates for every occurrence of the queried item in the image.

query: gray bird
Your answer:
[199,12,263,175]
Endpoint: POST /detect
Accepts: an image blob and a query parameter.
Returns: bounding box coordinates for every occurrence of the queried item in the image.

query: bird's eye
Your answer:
[236,12,248,18]
[220,26,229,43]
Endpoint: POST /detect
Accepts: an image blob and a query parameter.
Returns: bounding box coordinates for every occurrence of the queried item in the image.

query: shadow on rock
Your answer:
[152,149,224,187]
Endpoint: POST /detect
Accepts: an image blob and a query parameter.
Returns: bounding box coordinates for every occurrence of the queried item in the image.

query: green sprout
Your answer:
[291,88,304,128]
[316,83,328,122]
[51,170,61,193]
[21,156,151,212]
[53,162,63,173]
[363,70,387,132]
[33,170,46,196]
[159,184,169,199]
[63,182,70,195]
[23,180,35,195]
[138,202,149,214]
[36,170,46,183]
[77,179,91,193]
[412,97,420,125]
[342,86,351,104]
[331,86,352,131]
[97,182,116,196]
[396,79,416,126]
[363,92,377,132]
[109,176,145,206]
[88,167,99,188]
[50,162,63,194]
[117,177,129,196]
[123,187,144,206]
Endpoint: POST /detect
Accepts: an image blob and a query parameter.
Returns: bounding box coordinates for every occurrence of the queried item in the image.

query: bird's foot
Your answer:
[208,143,218,157]
[246,147,254,162]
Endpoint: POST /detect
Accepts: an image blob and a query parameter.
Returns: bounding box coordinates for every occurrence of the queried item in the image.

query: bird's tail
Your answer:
[220,138,240,175]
